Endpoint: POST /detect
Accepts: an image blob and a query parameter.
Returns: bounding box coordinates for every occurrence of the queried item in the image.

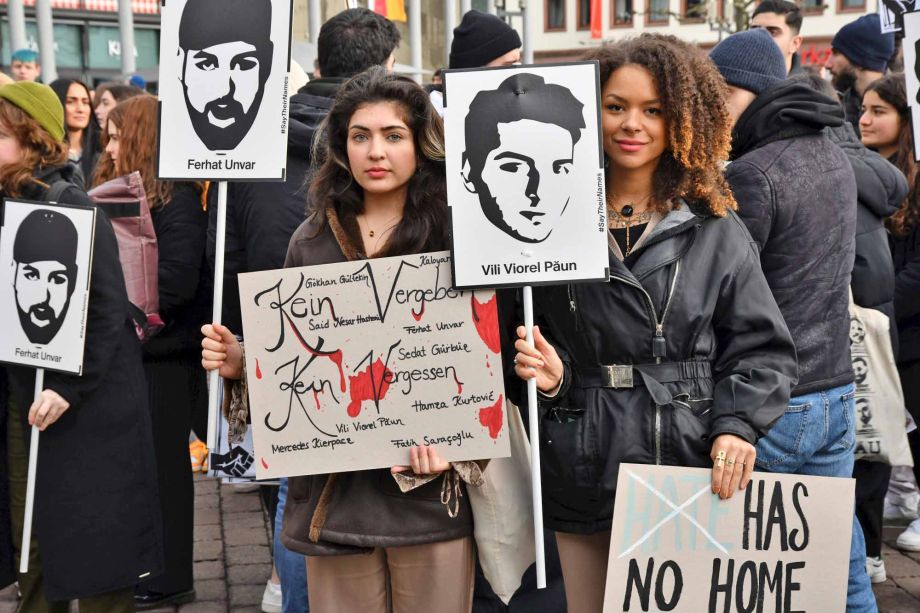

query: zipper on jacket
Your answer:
[567,285,581,331]
[611,260,682,466]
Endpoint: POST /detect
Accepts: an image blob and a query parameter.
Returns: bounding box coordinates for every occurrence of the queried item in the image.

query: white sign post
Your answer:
[157,0,293,452]
[0,199,96,573]
[237,252,510,478]
[604,464,854,613]
[443,62,610,587]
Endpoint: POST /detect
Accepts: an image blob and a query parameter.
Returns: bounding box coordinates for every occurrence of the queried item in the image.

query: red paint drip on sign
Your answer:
[478,394,504,439]
[347,358,392,418]
[471,294,501,354]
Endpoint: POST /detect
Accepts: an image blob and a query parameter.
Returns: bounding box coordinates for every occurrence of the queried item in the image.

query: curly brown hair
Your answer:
[0,99,69,198]
[864,74,920,236]
[581,34,736,217]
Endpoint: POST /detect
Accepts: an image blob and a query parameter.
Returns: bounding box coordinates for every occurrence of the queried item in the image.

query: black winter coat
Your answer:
[146,184,210,359]
[207,79,343,333]
[826,124,906,353]
[3,166,163,600]
[534,204,797,534]
[726,81,857,397]
[891,225,920,364]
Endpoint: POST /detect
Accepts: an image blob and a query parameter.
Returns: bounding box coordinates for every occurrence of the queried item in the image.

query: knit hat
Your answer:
[831,14,895,72]
[0,81,65,141]
[449,10,522,69]
[709,28,787,95]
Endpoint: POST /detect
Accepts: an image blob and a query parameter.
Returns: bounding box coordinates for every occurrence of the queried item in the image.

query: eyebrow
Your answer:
[494,151,535,165]
[192,50,218,61]
[349,124,409,131]
[605,93,661,105]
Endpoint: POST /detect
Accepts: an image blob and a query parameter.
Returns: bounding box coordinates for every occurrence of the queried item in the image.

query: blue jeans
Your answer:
[755,383,876,613]
[274,478,309,612]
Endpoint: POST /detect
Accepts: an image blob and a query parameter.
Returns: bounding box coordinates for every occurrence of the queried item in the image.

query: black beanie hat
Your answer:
[179,0,273,51]
[13,209,79,277]
[449,10,522,69]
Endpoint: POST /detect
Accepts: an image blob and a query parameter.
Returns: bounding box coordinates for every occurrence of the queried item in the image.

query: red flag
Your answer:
[590,0,602,39]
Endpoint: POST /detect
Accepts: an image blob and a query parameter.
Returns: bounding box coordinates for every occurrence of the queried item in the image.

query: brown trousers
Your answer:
[555,530,612,613]
[306,536,475,613]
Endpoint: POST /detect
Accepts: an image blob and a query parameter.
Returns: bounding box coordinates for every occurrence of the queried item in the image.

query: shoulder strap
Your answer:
[44,180,72,204]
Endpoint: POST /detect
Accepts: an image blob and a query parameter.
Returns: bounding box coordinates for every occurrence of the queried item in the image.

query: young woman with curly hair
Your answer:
[512,34,797,613]
[92,94,207,608]
[859,74,920,555]
[200,67,484,612]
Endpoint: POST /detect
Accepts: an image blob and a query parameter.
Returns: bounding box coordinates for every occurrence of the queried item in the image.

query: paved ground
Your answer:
[1,474,919,611]
[0,475,273,613]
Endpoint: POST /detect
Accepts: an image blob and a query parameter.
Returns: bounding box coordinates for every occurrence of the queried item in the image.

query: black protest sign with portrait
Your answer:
[157,0,293,181]
[0,200,96,374]
[444,62,610,289]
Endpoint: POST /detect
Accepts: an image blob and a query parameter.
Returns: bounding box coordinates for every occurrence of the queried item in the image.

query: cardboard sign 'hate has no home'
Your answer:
[605,464,853,613]
[238,252,510,479]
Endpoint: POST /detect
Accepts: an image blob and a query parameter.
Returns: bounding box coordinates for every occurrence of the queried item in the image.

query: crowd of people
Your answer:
[0,3,919,613]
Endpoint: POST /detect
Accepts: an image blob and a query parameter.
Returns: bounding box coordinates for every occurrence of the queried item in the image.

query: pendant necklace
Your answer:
[607,195,652,256]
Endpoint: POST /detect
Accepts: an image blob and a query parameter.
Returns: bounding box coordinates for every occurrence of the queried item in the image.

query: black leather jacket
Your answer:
[533,204,797,534]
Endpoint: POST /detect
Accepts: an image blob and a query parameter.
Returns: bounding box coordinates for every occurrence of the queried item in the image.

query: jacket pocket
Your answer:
[541,407,591,489]
[672,395,714,461]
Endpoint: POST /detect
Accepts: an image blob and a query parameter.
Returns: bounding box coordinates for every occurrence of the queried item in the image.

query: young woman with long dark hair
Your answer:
[512,35,798,613]
[48,78,96,184]
[860,74,920,556]
[200,67,482,613]
[92,94,207,609]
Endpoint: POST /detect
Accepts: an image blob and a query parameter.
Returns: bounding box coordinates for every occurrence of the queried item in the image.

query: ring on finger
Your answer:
[726,458,735,467]
[715,450,726,467]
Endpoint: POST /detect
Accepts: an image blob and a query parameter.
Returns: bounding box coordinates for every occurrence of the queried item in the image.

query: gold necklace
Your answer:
[357,213,401,238]
[607,195,653,256]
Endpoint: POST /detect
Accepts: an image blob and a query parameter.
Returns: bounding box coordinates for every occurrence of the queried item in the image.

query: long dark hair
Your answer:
[308,66,448,257]
[49,78,97,178]
[864,74,920,236]
[581,34,736,217]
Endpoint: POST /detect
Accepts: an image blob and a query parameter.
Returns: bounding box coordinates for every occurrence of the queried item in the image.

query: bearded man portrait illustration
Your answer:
[11,209,79,345]
[177,0,275,151]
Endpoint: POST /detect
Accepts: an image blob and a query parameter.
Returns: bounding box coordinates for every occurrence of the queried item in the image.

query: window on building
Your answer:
[647,0,669,23]
[800,0,823,13]
[578,0,592,29]
[837,0,865,11]
[546,0,566,31]
[682,0,705,20]
[612,0,634,26]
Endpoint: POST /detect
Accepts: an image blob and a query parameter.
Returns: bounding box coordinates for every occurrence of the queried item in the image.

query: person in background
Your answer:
[93,83,145,138]
[0,80,161,613]
[792,72,908,585]
[429,10,521,116]
[10,49,40,82]
[128,74,147,91]
[49,78,97,187]
[204,9,401,613]
[711,29,874,611]
[92,95,207,610]
[858,73,920,557]
[750,0,805,75]
[826,13,895,135]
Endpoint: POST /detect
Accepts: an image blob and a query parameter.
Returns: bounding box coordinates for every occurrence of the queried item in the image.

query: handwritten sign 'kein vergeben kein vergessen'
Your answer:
[238,251,510,479]
[604,464,854,613]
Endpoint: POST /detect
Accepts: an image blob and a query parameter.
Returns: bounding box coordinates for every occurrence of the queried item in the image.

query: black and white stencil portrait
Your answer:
[879,0,917,33]
[157,0,293,181]
[444,63,609,289]
[901,11,920,160]
[0,200,96,374]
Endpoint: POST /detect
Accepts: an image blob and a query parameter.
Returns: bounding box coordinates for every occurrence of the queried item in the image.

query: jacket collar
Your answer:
[325,205,365,261]
[609,201,701,281]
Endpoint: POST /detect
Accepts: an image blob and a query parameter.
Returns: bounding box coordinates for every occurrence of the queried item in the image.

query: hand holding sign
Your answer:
[513,325,563,393]
[201,322,243,380]
[391,445,451,476]
[709,434,756,500]
[28,389,70,431]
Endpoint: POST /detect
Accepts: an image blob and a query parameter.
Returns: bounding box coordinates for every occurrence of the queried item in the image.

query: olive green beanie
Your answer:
[0,81,65,141]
